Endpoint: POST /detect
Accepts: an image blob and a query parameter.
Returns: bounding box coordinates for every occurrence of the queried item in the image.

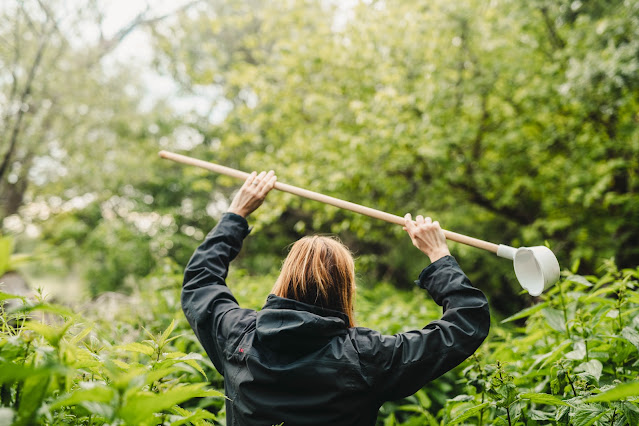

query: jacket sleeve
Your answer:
[181,212,255,375]
[357,255,490,402]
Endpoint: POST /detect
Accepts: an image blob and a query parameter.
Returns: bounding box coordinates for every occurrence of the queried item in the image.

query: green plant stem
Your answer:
[479,392,485,426]
[558,281,571,338]
[585,339,589,362]
[565,370,577,397]
[610,408,616,425]
[506,405,512,426]
[616,296,624,332]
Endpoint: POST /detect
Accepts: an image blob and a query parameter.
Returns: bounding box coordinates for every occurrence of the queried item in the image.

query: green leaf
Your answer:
[572,404,607,426]
[621,327,639,351]
[25,320,74,347]
[50,384,115,410]
[159,319,177,347]
[539,340,573,369]
[621,401,639,425]
[0,363,64,384]
[501,302,548,323]
[170,407,217,426]
[70,325,94,345]
[575,360,603,382]
[119,384,223,425]
[586,382,639,402]
[0,291,25,302]
[162,352,207,378]
[542,308,567,333]
[447,402,490,425]
[14,303,77,318]
[115,342,155,356]
[15,375,51,426]
[566,341,588,360]
[520,393,571,406]
[565,275,593,287]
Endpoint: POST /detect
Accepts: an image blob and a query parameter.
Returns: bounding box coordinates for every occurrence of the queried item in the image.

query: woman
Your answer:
[182,170,490,425]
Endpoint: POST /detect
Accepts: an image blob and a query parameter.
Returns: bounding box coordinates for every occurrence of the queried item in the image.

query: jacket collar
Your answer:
[261,294,350,324]
[256,295,348,353]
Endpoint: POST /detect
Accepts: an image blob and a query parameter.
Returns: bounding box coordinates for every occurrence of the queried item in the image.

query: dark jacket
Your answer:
[182,213,490,426]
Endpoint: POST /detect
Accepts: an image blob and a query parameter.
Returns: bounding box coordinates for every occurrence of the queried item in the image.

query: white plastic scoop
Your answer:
[159,150,561,295]
[496,245,560,296]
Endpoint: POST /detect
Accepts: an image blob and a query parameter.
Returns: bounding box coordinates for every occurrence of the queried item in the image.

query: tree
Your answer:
[0,0,200,218]
[151,0,639,311]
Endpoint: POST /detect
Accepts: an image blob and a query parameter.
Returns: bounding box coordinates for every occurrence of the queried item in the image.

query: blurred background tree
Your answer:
[2,0,638,314]
[150,0,639,309]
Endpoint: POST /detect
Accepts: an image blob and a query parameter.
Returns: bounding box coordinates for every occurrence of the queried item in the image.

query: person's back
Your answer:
[181,170,490,425]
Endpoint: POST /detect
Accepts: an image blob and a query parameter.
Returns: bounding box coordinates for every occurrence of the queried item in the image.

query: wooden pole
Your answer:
[159,150,500,253]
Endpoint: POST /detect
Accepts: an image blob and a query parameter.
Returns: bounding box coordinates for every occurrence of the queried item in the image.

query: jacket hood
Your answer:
[256,294,348,354]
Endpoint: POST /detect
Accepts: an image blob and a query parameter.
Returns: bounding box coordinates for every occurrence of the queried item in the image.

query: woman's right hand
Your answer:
[227,170,277,218]
[403,213,451,263]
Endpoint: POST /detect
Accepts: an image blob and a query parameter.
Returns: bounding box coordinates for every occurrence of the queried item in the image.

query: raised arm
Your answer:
[181,170,276,372]
[359,214,490,402]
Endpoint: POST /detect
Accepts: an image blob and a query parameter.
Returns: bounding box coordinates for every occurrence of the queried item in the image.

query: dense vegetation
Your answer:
[2,255,639,425]
[2,0,639,424]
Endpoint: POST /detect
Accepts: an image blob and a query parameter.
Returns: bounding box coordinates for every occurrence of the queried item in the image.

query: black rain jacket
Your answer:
[182,213,490,425]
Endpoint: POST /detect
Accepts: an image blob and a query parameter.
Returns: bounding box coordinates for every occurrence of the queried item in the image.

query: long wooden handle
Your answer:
[159,150,499,253]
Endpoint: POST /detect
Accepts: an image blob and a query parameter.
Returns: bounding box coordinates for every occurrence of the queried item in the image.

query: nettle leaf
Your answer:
[565,341,587,360]
[566,275,593,287]
[520,393,572,406]
[586,382,639,402]
[447,402,490,425]
[0,363,65,384]
[0,292,25,302]
[575,360,603,383]
[529,408,555,421]
[501,302,548,323]
[159,319,177,347]
[621,401,639,425]
[555,404,570,423]
[539,340,573,370]
[16,375,51,426]
[542,308,567,333]
[25,320,74,347]
[116,342,155,357]
[169,406,217,426]
[119,383,223,425]
[621,327,639,351]
[572,404,607,426]
[50,384,115,410]
[163,352,207,378]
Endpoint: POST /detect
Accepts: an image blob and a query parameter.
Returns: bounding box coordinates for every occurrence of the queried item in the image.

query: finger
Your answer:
[425,216,433,224]
[432,220,440,228]
[244,171,258,187]
[416,215,424,225]
[264,173,277,192]
[404,213,416,231]
[258,171,276,192]
[253,171,266,187]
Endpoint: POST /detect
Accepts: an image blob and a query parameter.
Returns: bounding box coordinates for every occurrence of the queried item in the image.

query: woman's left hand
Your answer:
[227,170,277,218]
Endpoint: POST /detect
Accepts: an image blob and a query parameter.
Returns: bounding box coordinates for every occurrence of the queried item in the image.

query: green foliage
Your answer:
[3,250,639,424]
[0,266,223,425]
[432,263,639,425]
[148,0,639,313]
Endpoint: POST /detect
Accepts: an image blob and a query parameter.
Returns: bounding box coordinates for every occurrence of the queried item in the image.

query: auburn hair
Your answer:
[271,235,356,327]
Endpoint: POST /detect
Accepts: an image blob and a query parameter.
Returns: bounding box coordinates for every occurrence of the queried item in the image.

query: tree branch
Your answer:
[539,7,565,50]
[0,22,51,182]
[96,0,204,58]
